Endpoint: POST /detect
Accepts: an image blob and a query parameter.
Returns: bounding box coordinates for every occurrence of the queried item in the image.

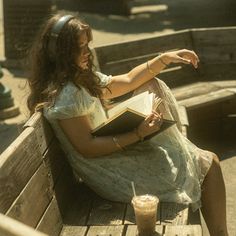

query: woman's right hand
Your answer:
[136,111,163,140]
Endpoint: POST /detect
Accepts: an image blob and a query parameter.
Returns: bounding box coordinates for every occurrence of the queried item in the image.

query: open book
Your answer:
[92,91,176,138]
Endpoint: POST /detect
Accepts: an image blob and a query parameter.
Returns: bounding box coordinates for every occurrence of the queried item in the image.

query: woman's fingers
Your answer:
[179,49,199,68]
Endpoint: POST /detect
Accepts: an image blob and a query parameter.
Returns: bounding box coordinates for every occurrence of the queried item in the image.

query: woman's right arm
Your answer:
[58,112,162,158]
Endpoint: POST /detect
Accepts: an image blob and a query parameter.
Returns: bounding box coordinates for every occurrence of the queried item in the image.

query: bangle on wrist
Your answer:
[146,60,156,76]
[134,128,144,142]
[158,55,169,67]
[112,136,124,150]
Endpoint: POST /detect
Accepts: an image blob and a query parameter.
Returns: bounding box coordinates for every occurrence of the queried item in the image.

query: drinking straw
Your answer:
[131,181,136,197]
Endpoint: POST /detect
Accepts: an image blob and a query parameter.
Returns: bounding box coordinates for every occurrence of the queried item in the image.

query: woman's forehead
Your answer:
[78,31,89,45]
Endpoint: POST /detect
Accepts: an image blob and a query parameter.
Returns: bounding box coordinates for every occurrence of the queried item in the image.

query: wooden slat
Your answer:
[86,225,124,236]
[192,27,236,64]
[210,80,236,89]
[43,139,67,188]
[87,197,126,226]
[124,203,161,225]
[126,225,163,236]
[60,226,87,236]
[62,183,93,226]
[24,112,54,155]
[6,163,53,228]
[179,89,235,110]
[0,127,42,213]
[160,203,189,225]
[36,196,63,236]
[165,225,202,235]
[53,163,77,219]
[0,213,48,236]
[178,105,189,126]
[95,29,192,64]
[173,82,220,101]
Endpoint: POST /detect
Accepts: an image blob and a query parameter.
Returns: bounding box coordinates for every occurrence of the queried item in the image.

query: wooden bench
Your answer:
[0,109,203,236]
[1,27,236,236]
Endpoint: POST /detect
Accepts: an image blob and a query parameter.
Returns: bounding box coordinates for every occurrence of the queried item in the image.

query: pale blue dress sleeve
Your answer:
[96,71,112,87]
[45,82,96,120]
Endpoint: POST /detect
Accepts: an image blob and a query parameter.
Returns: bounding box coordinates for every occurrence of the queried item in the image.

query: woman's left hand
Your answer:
[161,49,200,68]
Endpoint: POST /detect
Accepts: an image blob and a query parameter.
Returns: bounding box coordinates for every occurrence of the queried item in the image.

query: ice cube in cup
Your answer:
[132,194,159,236]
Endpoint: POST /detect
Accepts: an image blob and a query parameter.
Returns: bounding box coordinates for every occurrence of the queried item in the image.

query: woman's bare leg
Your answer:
[201,153,228,236]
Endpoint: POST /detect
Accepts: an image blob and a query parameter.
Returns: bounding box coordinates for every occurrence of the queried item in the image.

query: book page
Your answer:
[107,91,153,118]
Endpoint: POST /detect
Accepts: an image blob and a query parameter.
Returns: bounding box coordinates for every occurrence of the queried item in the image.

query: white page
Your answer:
[107,91,153,118]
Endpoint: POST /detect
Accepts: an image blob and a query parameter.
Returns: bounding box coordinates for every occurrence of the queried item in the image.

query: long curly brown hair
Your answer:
[27,13,102,114]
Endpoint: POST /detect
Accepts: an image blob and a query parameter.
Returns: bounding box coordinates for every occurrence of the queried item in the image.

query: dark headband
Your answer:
[48,15,75,59]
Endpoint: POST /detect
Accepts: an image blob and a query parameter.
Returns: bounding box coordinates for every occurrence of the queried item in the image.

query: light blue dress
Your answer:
[44,72,213,211]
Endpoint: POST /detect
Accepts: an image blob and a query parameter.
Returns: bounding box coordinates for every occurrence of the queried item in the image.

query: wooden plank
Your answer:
[126,225,163,236]
[165,225,202,236]
[24,112,54,155]
[36,196,63,236]
[178,106,189,126]
[86,225,124,236]
[124,203,161,225]
[179,89,235,110]
[191,27,236,64]
[53,163,77,219]
[43,138,67,188]
[172,82,220,101]
[210,80,236,89]
[6,163,53,228]
[0,127,42,214]
[87,196,126,226]
[60,226,87,236]
[0,213,48,236]
[160,202,189,225]
[95,30,192,64]
[62,183,93,226]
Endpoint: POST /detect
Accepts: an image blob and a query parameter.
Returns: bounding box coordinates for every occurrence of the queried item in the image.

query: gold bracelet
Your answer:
[112,136,124,150]
[146,60,156,76]
[134,128,144,142]
[159,56,168,67]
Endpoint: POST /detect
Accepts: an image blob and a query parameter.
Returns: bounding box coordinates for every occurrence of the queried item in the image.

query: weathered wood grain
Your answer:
[53,163,77,219]
[96,30,192,63]
[60,226,87,236]
[87,196,126,226]
[0,213,48,236]
[192,27,236,64]
[126,225,163,236]
[86,225,124,236]
[24,112,54,155]
[160,202,189,225]
[6,163,53,228]
[173,82,220,101]
[0,127,42,214]
[62,183,94,226]
[179,89,235,110]
[43,138,67,188]
[178,105,189,126]
[36,196,63,236]
[165,225,202,235]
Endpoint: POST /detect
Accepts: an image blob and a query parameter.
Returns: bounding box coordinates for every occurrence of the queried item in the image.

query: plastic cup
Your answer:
[132,194,159,236]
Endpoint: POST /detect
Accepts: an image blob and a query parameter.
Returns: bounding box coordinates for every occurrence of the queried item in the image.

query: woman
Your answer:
[27,14,228,235]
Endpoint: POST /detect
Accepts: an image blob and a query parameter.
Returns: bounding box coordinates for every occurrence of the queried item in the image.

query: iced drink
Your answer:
[132,194,159,236]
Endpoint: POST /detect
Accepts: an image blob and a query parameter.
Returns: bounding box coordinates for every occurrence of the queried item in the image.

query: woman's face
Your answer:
[76,32,90,70]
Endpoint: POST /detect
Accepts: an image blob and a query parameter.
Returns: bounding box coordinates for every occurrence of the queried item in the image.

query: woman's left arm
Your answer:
[101,49,200,100]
